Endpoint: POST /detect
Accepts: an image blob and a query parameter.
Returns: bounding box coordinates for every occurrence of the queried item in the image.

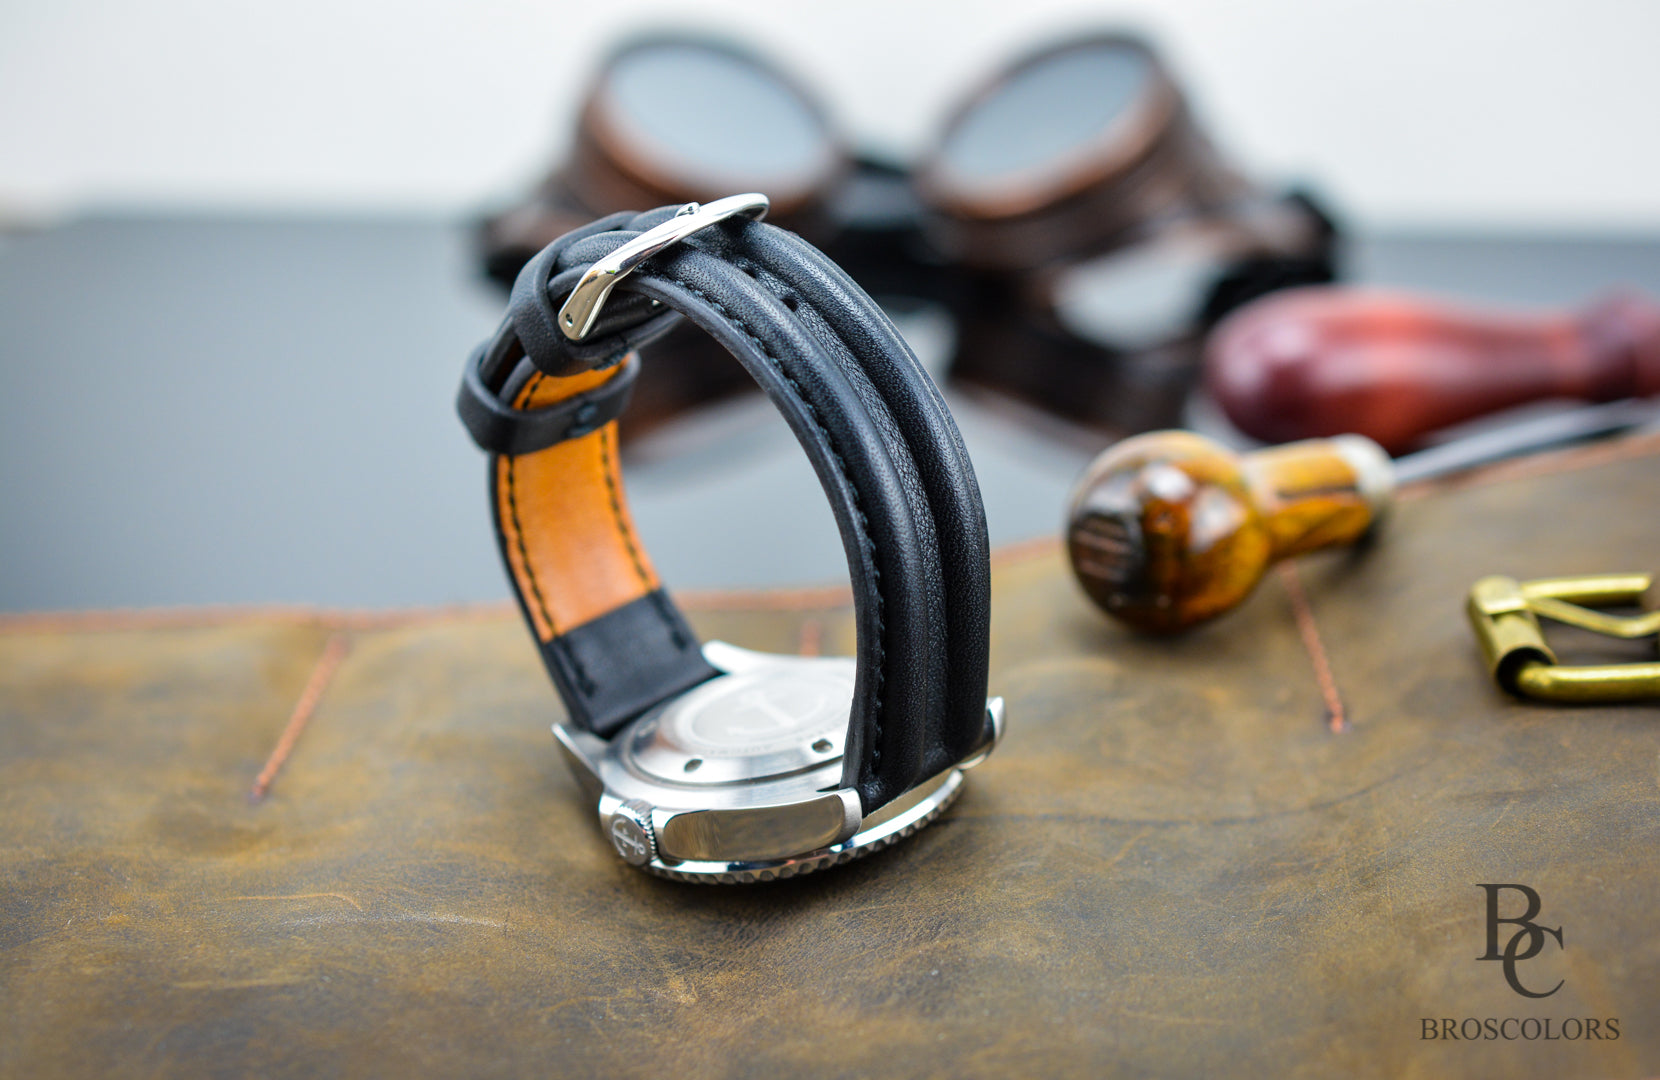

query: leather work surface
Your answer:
[2,436,1658,1079]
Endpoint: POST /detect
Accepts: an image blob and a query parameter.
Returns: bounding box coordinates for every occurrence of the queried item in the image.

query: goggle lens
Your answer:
[603,42,832,188]
[937,40,1153,191]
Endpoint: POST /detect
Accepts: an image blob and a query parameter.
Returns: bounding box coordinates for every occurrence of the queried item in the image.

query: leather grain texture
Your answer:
[2,437,1658,1078]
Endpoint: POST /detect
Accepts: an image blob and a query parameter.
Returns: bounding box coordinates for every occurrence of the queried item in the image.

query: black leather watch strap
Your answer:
[460,205,991,814]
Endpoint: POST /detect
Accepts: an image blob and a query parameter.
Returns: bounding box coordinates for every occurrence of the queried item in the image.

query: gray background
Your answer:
[2,216,1658,612]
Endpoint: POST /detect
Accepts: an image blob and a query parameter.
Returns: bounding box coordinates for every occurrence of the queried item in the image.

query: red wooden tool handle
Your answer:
[1204,286,1660,453]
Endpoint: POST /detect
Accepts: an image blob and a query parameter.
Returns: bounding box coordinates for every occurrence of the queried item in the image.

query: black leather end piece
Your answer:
[540,590,718,737]
[456,348,640,456]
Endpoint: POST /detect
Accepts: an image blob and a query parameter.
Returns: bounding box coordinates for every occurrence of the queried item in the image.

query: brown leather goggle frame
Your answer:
[478,31,1339,439]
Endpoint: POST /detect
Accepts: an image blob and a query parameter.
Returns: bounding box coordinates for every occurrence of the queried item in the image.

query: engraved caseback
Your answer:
[624,652,854,784]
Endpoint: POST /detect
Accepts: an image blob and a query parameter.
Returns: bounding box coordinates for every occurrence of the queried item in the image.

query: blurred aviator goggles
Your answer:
[480,31,1338,438]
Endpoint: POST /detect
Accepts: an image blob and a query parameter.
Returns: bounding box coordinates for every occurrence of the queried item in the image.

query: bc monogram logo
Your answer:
[1477,883,1564,998]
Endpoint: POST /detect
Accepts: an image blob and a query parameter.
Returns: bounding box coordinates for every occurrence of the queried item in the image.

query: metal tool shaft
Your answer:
[1392,398,1660,486]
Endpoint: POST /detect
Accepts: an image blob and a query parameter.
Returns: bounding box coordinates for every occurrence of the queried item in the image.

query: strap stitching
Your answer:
[597,423,653,590]
[504,373,557,636]
[551,635,597,698]
[664,274,887,769]
[647,591,692,651]
[504,372,596,696]
[535,231,695,661]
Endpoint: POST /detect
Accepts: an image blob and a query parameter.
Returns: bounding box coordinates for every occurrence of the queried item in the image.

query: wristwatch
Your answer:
[457,194,1004,883]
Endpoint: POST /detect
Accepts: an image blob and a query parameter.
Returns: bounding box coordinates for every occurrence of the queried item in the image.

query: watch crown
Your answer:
[608,800,657,867]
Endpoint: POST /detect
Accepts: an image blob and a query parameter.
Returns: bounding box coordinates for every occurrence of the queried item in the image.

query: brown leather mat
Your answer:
[3,436,1658,1078]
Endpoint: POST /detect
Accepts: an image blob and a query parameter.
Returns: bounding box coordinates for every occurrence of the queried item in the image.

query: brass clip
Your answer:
[1466,573,1660,702]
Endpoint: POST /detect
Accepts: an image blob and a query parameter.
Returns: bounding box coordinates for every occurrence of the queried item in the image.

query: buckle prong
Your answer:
[557,193,770,342]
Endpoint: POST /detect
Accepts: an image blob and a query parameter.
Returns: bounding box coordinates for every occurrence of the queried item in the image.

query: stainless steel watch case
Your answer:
[554,641,1005,883]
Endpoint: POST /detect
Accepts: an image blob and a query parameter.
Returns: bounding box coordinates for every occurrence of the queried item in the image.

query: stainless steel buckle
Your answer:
[556,193,771,342]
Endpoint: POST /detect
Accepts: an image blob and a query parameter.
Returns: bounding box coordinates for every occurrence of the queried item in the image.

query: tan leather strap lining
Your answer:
[493,361,659,641]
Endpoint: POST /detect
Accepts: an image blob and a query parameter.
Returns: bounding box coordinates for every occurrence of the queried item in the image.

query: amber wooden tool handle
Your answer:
[1204,286,1660,453]
[1066,430,1392,633]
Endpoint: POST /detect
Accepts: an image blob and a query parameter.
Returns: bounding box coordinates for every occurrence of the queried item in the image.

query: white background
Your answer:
[1,0,1657,230]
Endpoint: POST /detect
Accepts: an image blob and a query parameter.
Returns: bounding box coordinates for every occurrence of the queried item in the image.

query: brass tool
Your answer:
[1466,574,1660,702]
[1065,399,1660,633]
